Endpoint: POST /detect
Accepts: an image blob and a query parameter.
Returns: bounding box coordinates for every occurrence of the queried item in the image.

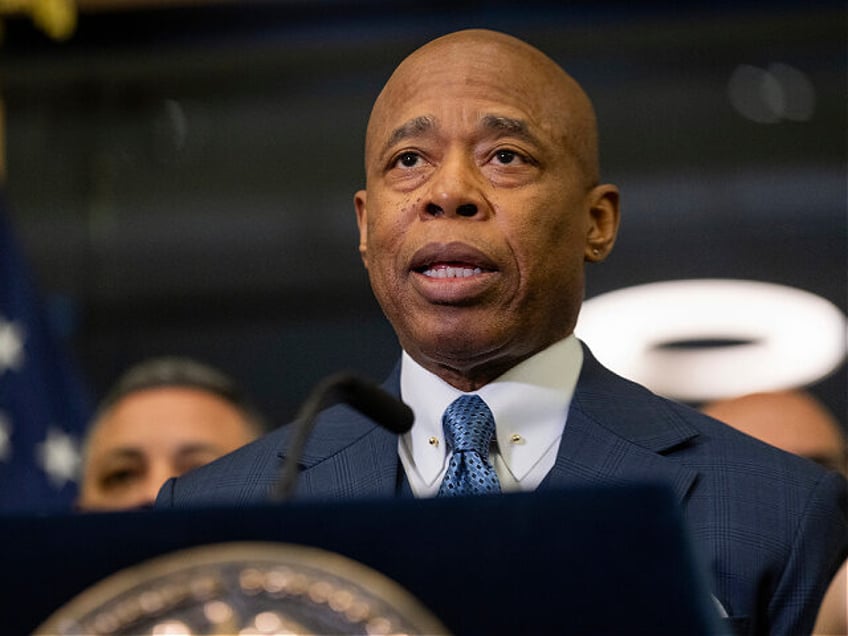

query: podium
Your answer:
[1,483,721,634]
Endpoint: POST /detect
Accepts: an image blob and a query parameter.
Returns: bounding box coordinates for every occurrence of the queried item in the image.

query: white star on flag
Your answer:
[0,412,11,462]
[0,316,26,374]
[36,427,81,489]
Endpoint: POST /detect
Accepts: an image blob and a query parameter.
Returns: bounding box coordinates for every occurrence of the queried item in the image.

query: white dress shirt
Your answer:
[398,335,584,497]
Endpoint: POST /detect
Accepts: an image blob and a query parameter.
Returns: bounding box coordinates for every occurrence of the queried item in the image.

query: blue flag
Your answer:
[0,200,92,513]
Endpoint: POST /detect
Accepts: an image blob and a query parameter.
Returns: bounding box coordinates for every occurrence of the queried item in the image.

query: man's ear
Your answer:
[353,190,369,268]
[584,184,620,262]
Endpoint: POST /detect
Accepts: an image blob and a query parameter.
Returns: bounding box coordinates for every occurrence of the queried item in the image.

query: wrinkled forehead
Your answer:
[365,31,591,158]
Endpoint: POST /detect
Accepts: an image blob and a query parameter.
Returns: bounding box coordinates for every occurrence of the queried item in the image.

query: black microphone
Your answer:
[272,372,414,501]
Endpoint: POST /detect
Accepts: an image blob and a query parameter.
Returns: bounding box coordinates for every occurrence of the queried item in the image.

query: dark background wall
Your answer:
[2,1,845,430]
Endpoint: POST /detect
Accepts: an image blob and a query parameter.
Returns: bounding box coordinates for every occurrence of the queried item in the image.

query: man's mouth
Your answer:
[408,243,499,304]
[420,263,485,279]
[410,242,497,279]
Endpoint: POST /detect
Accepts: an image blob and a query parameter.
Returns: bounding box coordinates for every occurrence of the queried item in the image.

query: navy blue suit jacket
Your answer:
[157,347,847,636]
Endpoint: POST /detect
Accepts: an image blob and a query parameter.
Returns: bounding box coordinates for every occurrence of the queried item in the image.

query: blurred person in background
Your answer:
[77,356,263,511]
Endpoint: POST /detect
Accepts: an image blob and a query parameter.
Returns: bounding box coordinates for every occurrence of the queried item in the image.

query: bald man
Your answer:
[157,30,847,636]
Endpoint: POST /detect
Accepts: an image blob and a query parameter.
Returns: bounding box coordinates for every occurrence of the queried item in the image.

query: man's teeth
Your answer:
[423,265,483,279]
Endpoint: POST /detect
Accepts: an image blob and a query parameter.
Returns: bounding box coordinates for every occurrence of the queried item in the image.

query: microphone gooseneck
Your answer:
[272,372,414,501]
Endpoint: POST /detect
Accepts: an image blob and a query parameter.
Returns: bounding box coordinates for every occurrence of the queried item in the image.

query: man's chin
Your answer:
[403,328,512,376]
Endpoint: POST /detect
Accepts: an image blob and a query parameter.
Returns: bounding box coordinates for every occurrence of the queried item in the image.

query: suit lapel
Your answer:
[539,407,699,503]
[539,347,699,504]
[296,414,400,499]
[279,367,404,500]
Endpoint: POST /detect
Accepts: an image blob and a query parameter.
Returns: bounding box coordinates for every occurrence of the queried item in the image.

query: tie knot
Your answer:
[442,394,495,455]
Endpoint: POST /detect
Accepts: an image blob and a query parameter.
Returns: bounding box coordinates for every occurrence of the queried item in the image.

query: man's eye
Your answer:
[100,468,139,490]
[396,152,421,168]
[494,149,519,164]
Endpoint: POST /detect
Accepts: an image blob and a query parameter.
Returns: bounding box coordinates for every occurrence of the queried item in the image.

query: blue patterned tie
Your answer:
[437,395,501,496]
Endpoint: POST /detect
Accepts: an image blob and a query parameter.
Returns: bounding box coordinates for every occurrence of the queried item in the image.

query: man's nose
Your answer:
[422,153,487,219]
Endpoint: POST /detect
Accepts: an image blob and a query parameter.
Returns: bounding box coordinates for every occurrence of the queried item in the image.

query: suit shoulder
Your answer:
[160,426,290,508]
[670,397,839,480]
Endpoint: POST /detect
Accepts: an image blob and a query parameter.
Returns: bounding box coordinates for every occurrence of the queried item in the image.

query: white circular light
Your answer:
[575,279,847,402]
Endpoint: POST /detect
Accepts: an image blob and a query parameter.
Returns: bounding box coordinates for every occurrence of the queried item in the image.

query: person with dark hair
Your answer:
[78,356,262,511]
[155,30,846,635]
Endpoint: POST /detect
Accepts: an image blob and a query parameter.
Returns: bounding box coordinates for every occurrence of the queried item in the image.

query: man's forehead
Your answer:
[385,113,536,142]
[369,65,583,139]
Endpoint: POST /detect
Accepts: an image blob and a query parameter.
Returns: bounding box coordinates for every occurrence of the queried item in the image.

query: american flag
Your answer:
[0,201,92,513]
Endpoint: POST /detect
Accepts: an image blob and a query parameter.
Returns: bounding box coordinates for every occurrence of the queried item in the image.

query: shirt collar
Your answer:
[400,335,583,486]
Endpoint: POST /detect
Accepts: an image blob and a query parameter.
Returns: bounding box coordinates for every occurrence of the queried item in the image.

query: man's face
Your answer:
[78,387,256,511]
[355,33,618,389]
